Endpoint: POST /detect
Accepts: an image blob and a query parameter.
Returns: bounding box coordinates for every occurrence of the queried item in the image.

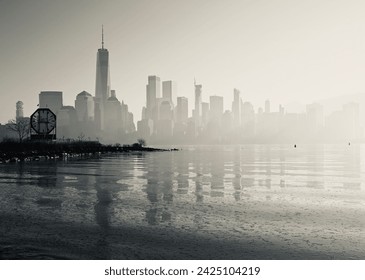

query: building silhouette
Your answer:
[265,99,270,114]
[39,91,63,114]
[232,88,241,128]
[145,75,161,123]
[193,80,202,127]
[16,101,24,120]
[162,80,177,106]
[94,26,111,131]
[75,91,95,122]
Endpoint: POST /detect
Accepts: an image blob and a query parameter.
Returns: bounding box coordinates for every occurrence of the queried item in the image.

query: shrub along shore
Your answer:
[0,140,178,163]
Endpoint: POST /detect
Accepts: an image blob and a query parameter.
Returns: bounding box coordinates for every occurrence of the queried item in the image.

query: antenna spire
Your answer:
[102,25,104,49]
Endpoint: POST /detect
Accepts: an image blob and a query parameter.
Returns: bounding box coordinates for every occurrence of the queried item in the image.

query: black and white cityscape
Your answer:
[1,0,365,260]
[0,32,363,144]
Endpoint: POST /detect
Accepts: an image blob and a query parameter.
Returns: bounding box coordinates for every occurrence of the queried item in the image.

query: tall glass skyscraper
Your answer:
[95,26,111,130]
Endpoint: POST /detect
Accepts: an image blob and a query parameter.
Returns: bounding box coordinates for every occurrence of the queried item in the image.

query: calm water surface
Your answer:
[0,145,364,259]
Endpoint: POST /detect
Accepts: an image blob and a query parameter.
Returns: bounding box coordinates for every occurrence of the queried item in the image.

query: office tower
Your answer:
[265,99,270,114]
[279,104,285,115]
[105,90,122,140]
[146,75,161,121]
[162,81,177,105]
[232,88,241,127]
[222,110,233,135]
[201,102,209,126]
[241,102,255,137]
[159,101,174,121]
[137,119,154,138]
[156,100,174,138]
[16,101,24,120]
[121,103,135,134]
[95,26,111,130]
[209,95,224,122]
[176,97,188,124]
[39,91,63,114]
[306,103,323,130]
[194,80,202,125]
[141,107,147,120]
[57,106,77,139]
[75,91,95,122]
[342,102,360,138]
[95,26,111,103]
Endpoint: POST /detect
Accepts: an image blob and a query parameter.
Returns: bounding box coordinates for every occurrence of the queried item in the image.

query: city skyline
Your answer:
[2,0,365,124]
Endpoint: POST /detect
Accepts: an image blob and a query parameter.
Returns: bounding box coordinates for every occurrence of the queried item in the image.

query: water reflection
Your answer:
[0,144,364,258]
[144,153,174,225]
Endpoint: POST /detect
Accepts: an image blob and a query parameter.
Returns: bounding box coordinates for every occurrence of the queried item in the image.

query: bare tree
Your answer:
[77,132,85,141]
[137,138,146,147]
[7,118,30,142]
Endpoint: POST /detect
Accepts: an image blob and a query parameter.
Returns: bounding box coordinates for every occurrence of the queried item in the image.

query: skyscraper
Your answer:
[16,101,24,120]
[176,97,188,124]
[95,26,111,130]
[194,80,202,126]
[209,95,224,123]
[232,88,241,127]
[265,99,270,114]
[75,91,95,122]
[39,91,63,114]
[146,75,161,121]
[162,81,177,105]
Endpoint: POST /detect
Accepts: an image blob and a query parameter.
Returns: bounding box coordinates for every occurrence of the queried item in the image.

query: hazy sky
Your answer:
[1,0,365,123]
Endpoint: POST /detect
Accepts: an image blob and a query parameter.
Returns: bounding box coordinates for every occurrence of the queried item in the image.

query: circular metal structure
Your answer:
[30,108,56,135]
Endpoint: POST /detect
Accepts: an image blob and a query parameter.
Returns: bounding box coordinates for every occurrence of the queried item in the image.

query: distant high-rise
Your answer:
[159,101,173,121]
[39,91,63,114]
[306,103,323,130]
[146,75,161,121]
[209,95,224,122]
[95,26,111,130]
[105,90,122,140]
[201,102,209,126]
[16,101,24,120]
[57,106,77,139]
[162,81,177,105]
[95,26,111,103]
[75,91,95,122]
[265,99,270,114]
[232,88,241,127]
[194,80,202,125]
[176,97,188,124]
[242,101,255,137]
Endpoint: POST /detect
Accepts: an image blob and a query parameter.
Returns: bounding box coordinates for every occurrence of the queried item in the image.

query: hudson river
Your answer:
[0,145,364,259]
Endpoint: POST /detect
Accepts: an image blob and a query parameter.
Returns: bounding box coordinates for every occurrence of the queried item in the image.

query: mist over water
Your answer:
[0,144,364,259]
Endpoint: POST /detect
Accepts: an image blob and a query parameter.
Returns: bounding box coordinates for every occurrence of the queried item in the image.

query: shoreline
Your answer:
[0,141,179,163]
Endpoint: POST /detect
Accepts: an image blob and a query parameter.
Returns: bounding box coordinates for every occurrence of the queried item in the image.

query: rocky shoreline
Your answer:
[0,141,178,163]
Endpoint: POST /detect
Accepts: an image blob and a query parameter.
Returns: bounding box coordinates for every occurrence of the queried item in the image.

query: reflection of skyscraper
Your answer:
[95,26,111,130]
